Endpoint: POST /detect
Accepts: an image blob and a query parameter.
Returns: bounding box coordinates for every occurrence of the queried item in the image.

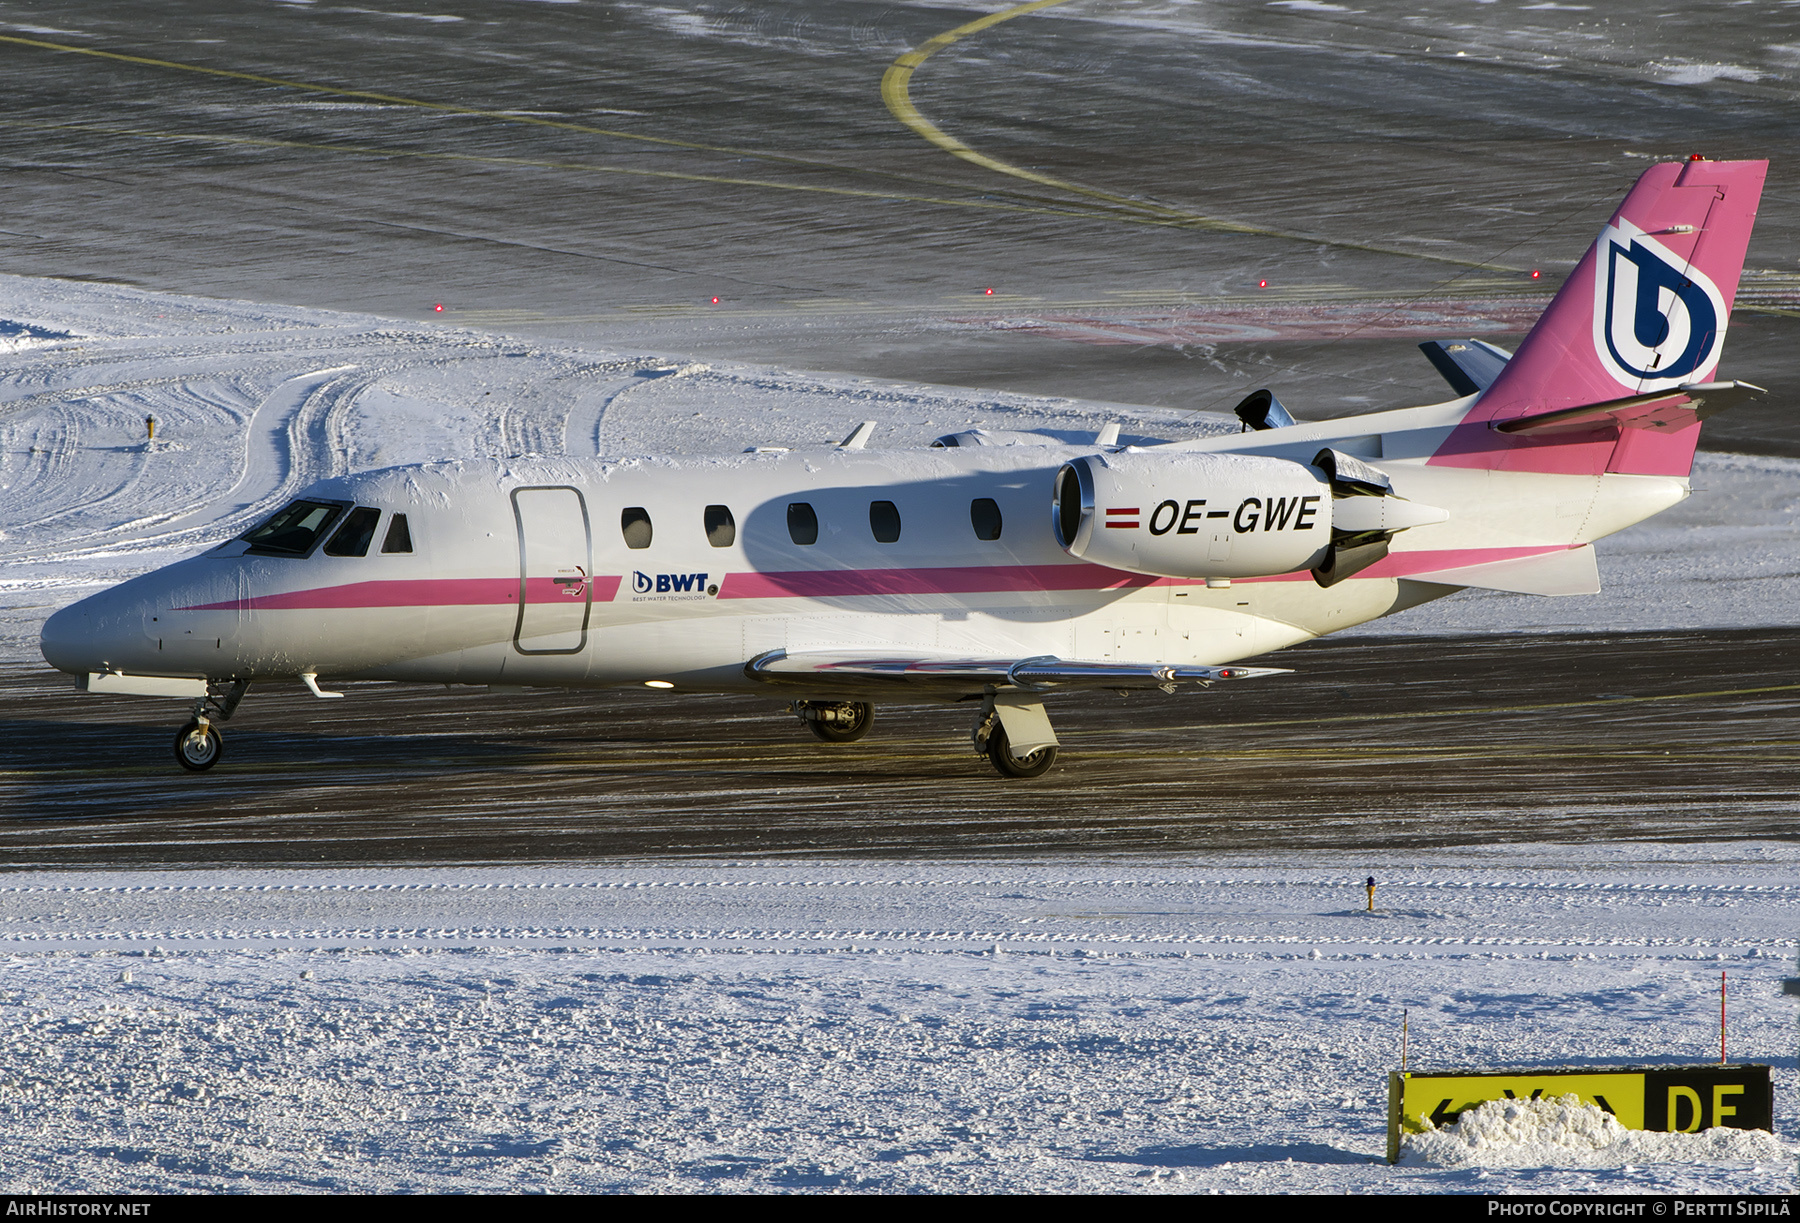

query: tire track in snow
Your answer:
[7,365,366,565]
[0,926,1775,953]
[1,379,257,539]
[2,878,1794,897]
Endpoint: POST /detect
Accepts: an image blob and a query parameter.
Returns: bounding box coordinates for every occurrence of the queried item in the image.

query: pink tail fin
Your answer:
[1430,158,1767,476]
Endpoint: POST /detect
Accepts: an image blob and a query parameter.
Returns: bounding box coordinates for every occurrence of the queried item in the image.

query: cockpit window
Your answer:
[381,513,413,554]
[324,507,381,557]
[241,500,347,556]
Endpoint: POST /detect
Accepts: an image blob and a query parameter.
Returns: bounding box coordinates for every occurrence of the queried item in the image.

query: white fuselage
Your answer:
[40,398,1688,700]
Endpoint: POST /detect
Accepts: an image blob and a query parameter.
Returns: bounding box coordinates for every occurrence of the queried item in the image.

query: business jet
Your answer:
[40,157,1769,778]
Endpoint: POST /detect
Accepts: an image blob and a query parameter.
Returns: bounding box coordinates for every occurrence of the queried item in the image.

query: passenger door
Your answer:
[512,486,592,655]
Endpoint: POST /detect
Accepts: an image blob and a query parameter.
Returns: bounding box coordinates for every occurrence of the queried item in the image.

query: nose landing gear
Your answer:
[174,719,222,771]
[171,679,249,772]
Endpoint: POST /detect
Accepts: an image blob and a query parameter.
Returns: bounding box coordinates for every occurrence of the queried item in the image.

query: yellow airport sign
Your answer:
[1387,1065,1772,1163]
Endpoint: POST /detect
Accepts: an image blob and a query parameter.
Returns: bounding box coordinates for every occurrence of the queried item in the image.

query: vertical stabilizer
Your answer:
[1430,158,1766,476]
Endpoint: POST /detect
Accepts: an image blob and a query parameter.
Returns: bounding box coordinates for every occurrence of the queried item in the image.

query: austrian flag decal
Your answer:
[1105,507,1140,529]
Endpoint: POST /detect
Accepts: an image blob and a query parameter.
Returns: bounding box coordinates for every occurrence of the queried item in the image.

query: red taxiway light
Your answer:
[1530,269,1541,279]
[984,288,994,295]
[1258,279,1268,288]
[432,303,444,313]
[711,296,720,304]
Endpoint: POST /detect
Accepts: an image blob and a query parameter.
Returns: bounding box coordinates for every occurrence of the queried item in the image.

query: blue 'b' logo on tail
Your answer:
[1591,220,1727,392]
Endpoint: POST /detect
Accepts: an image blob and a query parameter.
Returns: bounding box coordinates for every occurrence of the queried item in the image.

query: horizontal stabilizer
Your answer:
[747,650,1289,694]
[1408,545,1600,596]
[1494,381,1765,436]
[1419,339,1512,397]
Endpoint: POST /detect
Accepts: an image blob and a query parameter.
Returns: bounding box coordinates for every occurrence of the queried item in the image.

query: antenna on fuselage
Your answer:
[839,421,877,450]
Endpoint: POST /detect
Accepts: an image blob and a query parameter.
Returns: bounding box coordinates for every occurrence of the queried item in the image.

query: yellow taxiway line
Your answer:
[8,30,1521,271]
[0,33,1168,230]
[880,0,1533,272]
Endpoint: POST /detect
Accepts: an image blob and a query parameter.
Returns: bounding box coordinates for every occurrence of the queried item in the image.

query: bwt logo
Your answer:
[633,571,709,594]
[1591,218,1726,392]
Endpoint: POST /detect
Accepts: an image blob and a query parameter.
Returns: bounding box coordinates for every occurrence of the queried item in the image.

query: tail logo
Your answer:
[1591,219,1726,392]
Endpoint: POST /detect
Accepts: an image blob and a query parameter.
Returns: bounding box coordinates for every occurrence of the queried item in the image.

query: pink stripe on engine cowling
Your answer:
[178,575,622,611]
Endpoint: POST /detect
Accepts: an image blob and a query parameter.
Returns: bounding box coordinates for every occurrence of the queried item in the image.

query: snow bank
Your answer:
[0,846,1794,1194]
[1402,1094,1787,1169]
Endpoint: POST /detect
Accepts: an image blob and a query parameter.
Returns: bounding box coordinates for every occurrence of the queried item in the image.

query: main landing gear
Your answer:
[790,695,1062,778]
[980,721,1057,779]
[172,679,250,772]
[792,700,873,743]
[971,695,1060,780]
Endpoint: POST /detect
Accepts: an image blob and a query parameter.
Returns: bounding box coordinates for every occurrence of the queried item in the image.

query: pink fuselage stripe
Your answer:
[178,575,623,611]
[717,564,1159,599]
[1230,544,1566,584]
[716,548,1565,599]
[178,547,1564,612]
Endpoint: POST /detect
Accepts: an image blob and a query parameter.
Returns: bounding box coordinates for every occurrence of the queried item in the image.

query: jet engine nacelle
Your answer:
[1054,451,1332,579]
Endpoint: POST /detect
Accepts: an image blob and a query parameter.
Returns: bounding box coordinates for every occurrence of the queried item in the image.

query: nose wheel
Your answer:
[168,680,249,772]
[174,719,223,771]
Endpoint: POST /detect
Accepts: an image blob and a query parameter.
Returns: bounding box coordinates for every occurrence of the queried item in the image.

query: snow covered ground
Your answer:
[0,844,1794,1194]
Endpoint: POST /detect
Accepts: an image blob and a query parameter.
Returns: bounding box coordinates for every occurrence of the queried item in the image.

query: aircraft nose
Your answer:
[40,587,158,680]
[40,589,127,675]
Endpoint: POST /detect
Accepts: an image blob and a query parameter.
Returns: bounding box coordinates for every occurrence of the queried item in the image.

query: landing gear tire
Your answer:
[802,701,873,743]
[173,720,222,772]
[985,723,1056,779]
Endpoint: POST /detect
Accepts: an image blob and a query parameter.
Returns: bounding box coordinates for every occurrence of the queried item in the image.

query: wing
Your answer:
[745,650,1290,697]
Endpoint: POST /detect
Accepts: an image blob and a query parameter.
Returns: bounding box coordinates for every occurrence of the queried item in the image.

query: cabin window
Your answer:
[381,513,413,554]
[869,500,901,543]
[324,506,382,557]
[787,502,818,546]
[704,504,736,548]
[241,499,346,556]
[621,506,653,550]
[970,498,1003,541]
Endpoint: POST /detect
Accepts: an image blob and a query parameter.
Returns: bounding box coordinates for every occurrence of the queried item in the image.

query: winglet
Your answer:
[839,421,877,450]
